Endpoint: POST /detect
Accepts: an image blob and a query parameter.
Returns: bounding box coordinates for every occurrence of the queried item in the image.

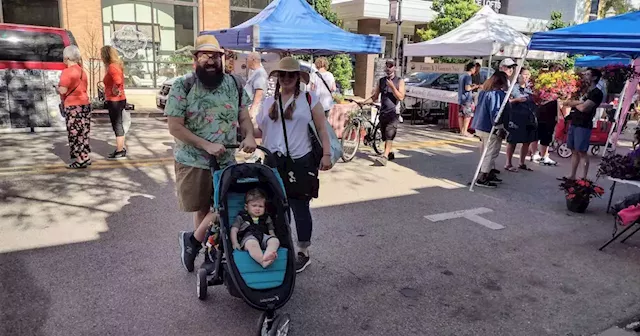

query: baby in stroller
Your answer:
[231,188,280,268]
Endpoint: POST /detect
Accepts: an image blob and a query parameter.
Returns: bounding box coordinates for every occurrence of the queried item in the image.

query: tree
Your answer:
[600,0,634,16]
[528,12,576,71]
[416,0,480,42]
[547,11,569,30]
[306,0,353,90]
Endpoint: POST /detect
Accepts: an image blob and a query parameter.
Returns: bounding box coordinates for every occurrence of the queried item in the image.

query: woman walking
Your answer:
[58,45,91,169]
[471,71,509,188]
[256,57,332,272]
[311,57,337,117]
[101,46,128,159]
[504,68,538,172]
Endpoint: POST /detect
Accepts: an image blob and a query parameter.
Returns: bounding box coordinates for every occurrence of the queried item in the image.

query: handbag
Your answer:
[302,92,343,166]
[59,70,83,118]
[276,94,320,200]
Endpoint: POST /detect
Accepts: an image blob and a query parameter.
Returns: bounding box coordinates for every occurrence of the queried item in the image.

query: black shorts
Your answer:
[379,115,399,141]
[537,122,555,147]
[106,100,127,137]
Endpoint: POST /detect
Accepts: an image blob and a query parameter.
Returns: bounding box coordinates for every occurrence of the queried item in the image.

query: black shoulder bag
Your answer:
[276,94,320,200]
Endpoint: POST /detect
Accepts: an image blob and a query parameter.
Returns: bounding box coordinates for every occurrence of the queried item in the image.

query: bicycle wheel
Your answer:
[341,120,361,162]
[371,125,383,155]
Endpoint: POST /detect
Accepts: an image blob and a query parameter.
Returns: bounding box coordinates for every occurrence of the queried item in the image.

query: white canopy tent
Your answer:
[404,6,565,60]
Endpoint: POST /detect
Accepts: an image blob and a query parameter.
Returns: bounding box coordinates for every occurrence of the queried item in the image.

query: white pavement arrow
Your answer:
[424,207,505,230]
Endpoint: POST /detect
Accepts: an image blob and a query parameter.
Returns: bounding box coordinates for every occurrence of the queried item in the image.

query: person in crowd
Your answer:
[311,57,337,117]
[101,46,128,160]
[499,58,517,86]
[367,60,405,165]
[560,68,604,181]
[164,35,257,273]
[530,87,562,166]
[58,45,91,169]
[504,68,538,172]
[458,62,480,137]
[471,71,510,188]
[245,52,268,122]
[472,62,482,86]
[255,57,333,272]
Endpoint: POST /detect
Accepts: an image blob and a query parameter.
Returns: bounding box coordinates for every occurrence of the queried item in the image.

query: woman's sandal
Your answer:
[518,164,533,171]
[66,160,91,169]
[505,165,518,172]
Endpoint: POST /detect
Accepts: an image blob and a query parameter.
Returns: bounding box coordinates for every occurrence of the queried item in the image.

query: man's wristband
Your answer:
[323,153,331,157]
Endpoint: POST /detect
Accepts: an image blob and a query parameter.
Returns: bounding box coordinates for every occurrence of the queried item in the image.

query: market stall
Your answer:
[529,10,640,249]
[200,0,382,135]
[403,6,565,130]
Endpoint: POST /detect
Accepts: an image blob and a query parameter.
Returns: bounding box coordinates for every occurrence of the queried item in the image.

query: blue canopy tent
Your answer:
[529,10,640,58]
[200,0,383,54]
[575,55,631,68]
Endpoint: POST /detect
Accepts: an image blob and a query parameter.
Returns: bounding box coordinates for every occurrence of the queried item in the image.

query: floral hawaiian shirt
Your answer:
[164,74,251,170]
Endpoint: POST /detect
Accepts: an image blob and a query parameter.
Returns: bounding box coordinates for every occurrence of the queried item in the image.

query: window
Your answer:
[2,0,61,28]
[590,0,600,15]
[0,30,64,62]
[102,0,198,88]
[230,0,271,28]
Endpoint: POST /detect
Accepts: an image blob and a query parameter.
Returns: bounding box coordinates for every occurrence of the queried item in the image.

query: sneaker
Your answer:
[475,179,498,188]
[108,148,127,160]
[179,231,201,272]
[532,153,542,162]
[388,152,395,161]
[376,156,388,166]
[489,174,503,184]
[541,156,557,165]
[295,252,311,273]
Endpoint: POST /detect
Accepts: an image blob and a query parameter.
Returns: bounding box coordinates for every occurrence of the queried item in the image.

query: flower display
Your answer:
[533,71,580,102]
[598,147,640,181]
[601,64,640,94]
[559,178,605,201]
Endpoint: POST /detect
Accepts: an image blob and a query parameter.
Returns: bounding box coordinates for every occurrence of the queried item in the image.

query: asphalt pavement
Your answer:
[2,119,640,336]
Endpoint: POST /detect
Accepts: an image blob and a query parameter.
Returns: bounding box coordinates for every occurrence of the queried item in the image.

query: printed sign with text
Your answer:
[407,62,465,74]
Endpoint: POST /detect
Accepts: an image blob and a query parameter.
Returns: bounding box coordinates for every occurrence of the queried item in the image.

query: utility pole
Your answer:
[395,0,402,69]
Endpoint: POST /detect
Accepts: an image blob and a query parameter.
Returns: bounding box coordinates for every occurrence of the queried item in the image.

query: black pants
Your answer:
[106,100,127,137]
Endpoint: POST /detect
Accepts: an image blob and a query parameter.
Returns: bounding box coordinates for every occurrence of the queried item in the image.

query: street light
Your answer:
[388,0,402,68]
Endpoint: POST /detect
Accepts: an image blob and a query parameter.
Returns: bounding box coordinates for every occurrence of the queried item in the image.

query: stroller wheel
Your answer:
[197,268,208,300]
[557,143,572,158]
[268,314,291,336]
[256,311,270,336]
[591,145,600,156]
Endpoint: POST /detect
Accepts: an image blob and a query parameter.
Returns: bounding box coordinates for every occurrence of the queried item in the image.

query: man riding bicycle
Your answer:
[366,60,405,166]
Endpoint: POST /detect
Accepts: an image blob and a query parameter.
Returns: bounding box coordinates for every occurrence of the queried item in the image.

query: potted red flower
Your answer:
[560,178,605,213]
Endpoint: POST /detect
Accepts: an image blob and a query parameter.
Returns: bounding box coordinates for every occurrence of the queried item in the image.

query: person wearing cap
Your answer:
[499,58,517,85]
[255,57,332,273]
[366,60,405,165]
[164,35,257,273]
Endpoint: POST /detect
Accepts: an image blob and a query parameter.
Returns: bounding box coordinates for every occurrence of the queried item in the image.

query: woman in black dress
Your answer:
[504,68,538,172]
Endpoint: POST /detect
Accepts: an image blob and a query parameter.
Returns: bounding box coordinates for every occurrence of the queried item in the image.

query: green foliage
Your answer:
[528,12,577,72]
[415,0,480,42]
[304,0,353,90]
[600,0,634,16]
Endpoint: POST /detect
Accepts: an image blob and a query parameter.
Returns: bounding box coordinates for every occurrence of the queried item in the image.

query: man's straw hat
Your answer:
[192,35,224,54]
[269,57,310,84]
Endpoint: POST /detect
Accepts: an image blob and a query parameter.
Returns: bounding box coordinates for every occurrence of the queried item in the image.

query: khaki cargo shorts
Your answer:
[174,161,213,212]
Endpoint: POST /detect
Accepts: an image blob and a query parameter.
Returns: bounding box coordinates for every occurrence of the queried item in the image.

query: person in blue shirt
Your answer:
[503,68,538,172]
[471,71,509,188]
[458,62,480,137]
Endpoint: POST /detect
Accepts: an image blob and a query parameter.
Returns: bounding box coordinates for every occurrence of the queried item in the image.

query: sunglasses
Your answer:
[277,71,298,78]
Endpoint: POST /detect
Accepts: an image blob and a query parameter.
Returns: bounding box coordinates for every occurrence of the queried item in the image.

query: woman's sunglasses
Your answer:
[278,71,299,79]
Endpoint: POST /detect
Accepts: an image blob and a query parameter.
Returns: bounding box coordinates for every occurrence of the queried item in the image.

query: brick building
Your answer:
[0,0,266,89]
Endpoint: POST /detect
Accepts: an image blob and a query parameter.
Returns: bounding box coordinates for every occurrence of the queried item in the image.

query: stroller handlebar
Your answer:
[209,145,274,171]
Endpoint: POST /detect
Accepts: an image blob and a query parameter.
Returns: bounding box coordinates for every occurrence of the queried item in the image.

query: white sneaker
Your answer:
[398,115,404,123]
[542,156,556,165]
[532,153,542,162]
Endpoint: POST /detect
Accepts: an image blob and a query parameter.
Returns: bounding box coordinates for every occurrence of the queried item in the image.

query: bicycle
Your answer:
[340,98,384,162]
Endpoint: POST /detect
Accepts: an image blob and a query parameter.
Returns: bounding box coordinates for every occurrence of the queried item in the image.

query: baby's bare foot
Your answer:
[261,251,278,268]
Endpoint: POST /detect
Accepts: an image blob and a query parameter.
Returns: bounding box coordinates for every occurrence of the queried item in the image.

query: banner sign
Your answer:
[407,62,465,74]
[405,86,458,104]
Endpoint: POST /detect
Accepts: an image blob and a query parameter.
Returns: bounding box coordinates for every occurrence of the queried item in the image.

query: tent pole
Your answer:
[601,79,629,156]
[487,54,493,70]
[470,54,528,191]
